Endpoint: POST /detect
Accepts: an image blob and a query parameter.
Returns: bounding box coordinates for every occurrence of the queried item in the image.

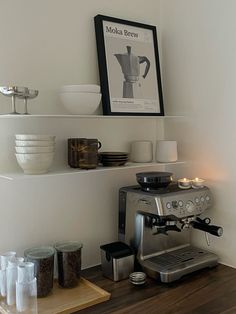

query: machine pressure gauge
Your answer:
[186,201,195,213]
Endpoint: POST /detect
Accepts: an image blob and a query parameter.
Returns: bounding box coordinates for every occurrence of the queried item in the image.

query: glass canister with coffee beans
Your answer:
[54,241,83,288]
[24,246,55,297]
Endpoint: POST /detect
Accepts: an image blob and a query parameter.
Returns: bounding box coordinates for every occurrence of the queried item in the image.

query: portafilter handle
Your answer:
[191,217,223,237]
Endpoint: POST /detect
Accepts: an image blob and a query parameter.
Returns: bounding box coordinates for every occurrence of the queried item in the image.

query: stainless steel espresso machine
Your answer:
[119,172,223,283]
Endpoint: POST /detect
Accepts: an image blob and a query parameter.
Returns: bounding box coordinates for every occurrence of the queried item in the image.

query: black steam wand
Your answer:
[181,216,223,246]
[147,214,223,239]
[191,217,223,237]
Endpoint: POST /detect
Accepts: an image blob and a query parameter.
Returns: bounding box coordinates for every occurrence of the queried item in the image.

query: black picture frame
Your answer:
[94,14,164,116]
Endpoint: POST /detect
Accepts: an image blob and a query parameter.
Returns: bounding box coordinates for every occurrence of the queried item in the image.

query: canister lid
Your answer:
[100,242,133,258]
[54,241,83,253]
[24,246,55,259]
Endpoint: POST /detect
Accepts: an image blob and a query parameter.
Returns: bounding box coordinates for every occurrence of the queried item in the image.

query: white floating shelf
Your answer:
[0,161,186,181]
[0,114,185,119]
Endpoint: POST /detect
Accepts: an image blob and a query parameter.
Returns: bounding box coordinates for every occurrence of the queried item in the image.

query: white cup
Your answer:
[130,141,153,163]
[156,141,178,163]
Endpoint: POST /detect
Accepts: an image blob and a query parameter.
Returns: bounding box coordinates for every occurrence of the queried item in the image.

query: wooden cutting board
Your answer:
[0,277,111,314]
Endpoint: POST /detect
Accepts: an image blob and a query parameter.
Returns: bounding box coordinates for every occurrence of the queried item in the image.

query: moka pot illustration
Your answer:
[115,46,150,98]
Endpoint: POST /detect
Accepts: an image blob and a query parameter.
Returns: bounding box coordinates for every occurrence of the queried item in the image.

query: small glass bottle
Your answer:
[24,246,55,297]
[6,257,24,306]
[54,241,83,288]
[17,262,34,283]
[0,251,16,297]
[16,277,37,313]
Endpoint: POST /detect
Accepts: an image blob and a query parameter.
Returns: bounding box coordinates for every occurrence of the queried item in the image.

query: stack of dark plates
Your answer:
[99,152,129,167]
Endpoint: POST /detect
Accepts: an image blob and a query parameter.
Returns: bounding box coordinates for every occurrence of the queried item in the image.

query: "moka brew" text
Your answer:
[106,26,138,38]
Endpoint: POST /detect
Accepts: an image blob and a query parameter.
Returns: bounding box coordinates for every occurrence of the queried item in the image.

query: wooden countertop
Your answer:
[78,264,236,314]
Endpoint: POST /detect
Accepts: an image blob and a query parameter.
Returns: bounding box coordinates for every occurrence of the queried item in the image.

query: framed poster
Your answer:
[94,15,164,116]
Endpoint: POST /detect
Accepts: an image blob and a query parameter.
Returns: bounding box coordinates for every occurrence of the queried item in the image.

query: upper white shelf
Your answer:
[0,161,186,181]
[0,114,185,119]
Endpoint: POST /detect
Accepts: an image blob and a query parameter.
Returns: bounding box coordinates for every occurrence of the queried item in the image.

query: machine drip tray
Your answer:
[141,246,218,283]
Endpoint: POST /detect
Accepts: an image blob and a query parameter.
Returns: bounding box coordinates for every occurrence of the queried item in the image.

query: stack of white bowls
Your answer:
[59,85,102,115]
[15,134,55,174]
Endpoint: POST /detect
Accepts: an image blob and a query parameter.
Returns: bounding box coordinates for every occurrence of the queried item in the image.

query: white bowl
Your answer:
[15,134,56,141]
[15,140,55,147]
[60,85,100,93]
[15,153,54,174]
[59,92,101,115]
[15,146,55,154]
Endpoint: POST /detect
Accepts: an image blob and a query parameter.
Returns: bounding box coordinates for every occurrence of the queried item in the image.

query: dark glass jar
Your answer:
[24,246,55,297]
[54,241,83,288]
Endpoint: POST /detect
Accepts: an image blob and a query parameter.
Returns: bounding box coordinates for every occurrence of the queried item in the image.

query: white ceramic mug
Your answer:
[156,140,178,162]
[130,141,153,163]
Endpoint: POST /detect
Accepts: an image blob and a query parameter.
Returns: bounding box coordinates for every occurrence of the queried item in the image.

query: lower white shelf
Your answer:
[0,161,186,181]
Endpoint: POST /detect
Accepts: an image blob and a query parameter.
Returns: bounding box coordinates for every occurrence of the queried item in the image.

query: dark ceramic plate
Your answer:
[101,161,127,167]
[100,154,128,158]
[99,152,129,156]
[101,156,129,161]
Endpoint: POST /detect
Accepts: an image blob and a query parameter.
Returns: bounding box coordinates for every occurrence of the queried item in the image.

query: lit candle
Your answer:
[192,178,205,189]
[178,178,191,189]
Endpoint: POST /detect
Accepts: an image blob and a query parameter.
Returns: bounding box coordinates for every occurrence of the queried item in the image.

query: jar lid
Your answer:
[54,241,83,253]
[24,246,55,259]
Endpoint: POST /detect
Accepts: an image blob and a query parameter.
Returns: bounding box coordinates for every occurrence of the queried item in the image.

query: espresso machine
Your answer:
[119,172,223,283]
[115,46,150,98]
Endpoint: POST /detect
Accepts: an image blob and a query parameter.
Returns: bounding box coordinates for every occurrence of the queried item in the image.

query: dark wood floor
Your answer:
[77,264,236,314]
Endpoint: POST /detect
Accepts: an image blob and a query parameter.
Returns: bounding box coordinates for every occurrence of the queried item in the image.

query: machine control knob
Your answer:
[201,196,205,202]
[166,202,171,209]
[206,195,210,201]
[195,197,200,204]
[186,200,195,213]
[172,201,178,209]
[178,200,184,207]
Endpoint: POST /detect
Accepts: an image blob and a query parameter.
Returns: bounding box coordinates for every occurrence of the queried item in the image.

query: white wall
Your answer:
[0,0,162,114]
[161,0,235,266]
[0,0,163,268]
